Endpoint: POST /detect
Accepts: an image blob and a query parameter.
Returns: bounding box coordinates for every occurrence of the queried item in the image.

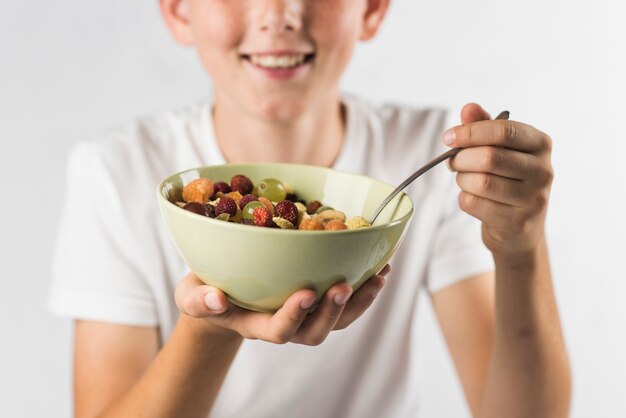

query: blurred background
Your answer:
[1,0,624,416]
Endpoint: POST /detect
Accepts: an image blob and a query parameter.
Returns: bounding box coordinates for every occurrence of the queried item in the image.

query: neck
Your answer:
[212,91,345,167]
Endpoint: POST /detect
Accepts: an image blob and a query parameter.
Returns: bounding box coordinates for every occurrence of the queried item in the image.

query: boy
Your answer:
[50,1,571,417]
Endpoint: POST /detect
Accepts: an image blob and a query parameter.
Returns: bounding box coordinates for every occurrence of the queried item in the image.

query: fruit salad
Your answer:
[175,174,371,231]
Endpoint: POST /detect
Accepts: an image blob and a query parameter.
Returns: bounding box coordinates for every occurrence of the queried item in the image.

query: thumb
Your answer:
[175,272,230,316]
[460,102,491,125]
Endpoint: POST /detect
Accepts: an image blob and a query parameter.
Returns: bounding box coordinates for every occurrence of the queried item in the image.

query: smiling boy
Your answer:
[50,1,571,417]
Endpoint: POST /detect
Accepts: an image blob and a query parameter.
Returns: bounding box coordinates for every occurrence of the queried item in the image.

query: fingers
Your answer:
[184,286,317,343]
[250,289,317,344]
[175,272,230,317]
[444,105,555,254]
[333,264,389,330]
[290,264,390,344]
[378,263,391,277]
[275,264,391,344]
[449,146,540,181]
[291,283,353,345]
[458,191,517,230]
[460,102,491,124]
[444,120,552,154]
[175,266,391,347]
[447,134,553,213]
[455,173,529,208]
[333,274,386,331]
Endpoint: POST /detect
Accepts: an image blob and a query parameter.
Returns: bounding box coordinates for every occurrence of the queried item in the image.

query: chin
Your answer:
[252,95,308,123]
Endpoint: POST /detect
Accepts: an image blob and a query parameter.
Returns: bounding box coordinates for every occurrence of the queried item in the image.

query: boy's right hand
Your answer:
[174,266,389,346]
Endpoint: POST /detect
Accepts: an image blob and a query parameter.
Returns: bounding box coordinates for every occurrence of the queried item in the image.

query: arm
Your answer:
[74,318,241,418]
[432,104,571,418]
[483,239,570,417]
[433,255,570,418]
[431,273,495,417]
[74,268,388,418]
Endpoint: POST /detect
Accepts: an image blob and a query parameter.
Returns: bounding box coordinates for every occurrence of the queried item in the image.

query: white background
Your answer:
[1,1,625,417]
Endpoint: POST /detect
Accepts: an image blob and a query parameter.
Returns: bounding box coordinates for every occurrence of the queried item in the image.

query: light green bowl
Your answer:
[157,163,413,312]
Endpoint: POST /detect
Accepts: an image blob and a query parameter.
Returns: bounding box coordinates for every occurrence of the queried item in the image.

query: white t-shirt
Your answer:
[49,93,493,418]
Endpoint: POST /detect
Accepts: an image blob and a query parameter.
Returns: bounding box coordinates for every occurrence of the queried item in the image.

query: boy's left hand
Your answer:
[445,103,554,256]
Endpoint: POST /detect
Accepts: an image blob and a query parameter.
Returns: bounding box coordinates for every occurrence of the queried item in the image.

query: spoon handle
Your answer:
[369,110,510,224]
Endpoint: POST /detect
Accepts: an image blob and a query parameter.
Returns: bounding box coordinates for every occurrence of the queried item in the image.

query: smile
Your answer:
[242,53,315,70]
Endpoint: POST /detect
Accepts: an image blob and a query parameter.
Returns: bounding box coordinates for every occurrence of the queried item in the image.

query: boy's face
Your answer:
[161,0,388,122]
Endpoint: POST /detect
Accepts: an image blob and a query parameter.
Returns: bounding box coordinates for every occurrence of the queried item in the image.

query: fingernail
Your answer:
[204,291,222,311]
[443,129,456,145]
[301,296,316,310]
[371,288,382,299]
[334,292,351,306]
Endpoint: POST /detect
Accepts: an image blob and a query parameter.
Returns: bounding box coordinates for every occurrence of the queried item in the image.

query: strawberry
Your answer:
[252,206,274,227]
[275,200,298,226]
[215,196,238,217]
[230,174,254,195]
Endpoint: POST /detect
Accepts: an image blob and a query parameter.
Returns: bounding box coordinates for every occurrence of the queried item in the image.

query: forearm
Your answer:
[479,239,571,418]
[98,315,243,418]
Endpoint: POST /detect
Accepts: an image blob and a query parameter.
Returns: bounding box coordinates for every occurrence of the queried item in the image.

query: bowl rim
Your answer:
[156,162,414,235]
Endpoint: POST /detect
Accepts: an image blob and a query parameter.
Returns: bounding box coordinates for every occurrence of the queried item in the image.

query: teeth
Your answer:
[249,54,307,69]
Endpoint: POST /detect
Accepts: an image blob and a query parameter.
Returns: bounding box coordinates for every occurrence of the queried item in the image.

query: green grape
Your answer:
[316,205,334,214]
[242,201,265,220]
[257,178,287,202]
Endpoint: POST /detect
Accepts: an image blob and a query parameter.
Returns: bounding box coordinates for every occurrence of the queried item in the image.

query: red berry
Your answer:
[215,197,238,217]
[306,200,322,215]
[205,204,216,218]
[211,181,231,199]
[183,202,214,217]
[285,192,302,203]
[252,206,273,227]
[239,193,259,210]
[275,200,298,226]
[230,174,254,195]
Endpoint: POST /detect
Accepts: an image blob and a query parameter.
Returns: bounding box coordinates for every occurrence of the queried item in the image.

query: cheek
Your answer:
[188,3,245,67]
[309,3,363,71]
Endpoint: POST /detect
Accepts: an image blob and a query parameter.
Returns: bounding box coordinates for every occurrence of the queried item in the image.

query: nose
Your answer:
[258,0,303,34]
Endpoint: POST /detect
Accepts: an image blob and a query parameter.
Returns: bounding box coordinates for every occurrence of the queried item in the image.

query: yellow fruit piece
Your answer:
[299,216,324,230]
[294,202,307,213]
[324,220,348,231]
[345,216,371,230]
[273,217,295,229]
[318,209,346,225]
[182,178,214,203]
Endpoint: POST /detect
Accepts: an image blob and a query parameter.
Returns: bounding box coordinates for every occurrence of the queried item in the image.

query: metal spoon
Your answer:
[369,110,510,224]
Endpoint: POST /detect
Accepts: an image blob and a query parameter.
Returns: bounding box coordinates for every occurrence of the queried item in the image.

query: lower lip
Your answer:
[243,59,311,81]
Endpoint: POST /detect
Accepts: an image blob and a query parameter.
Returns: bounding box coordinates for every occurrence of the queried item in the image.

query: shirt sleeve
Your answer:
[48,141,158,326]
[424,137,495,294]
